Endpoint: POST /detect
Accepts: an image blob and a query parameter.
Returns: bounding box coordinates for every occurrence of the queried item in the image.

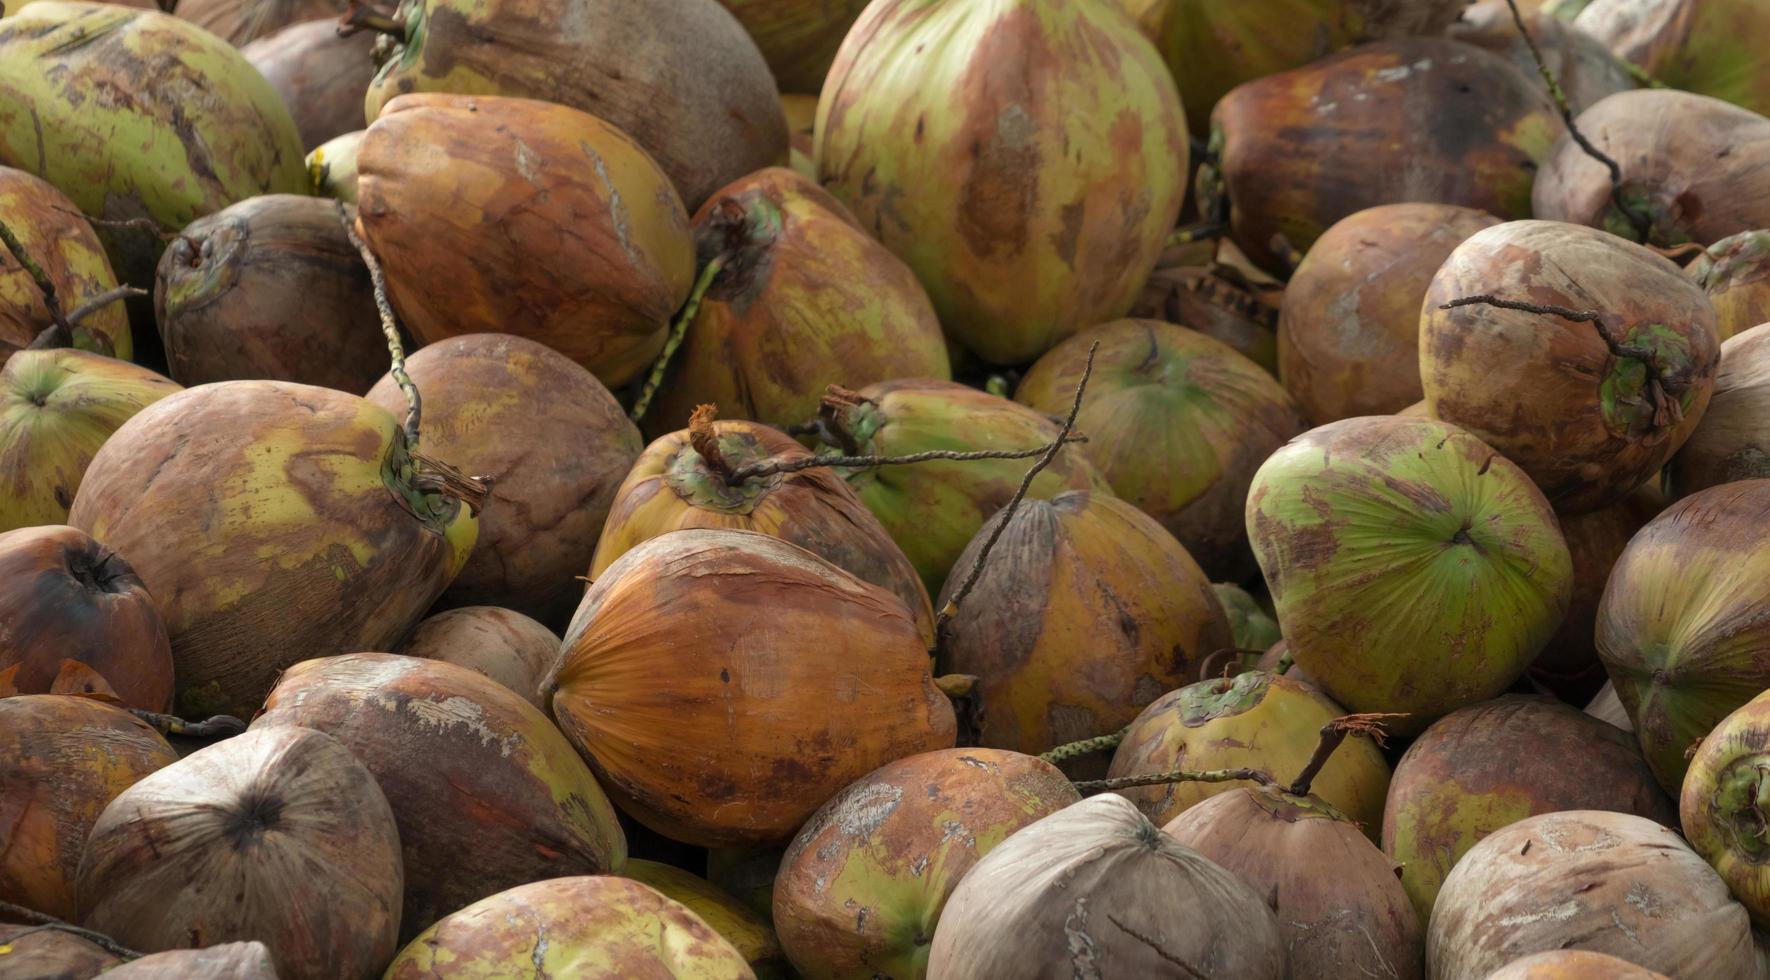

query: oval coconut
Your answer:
[926,793,1285,979]
[366,333,642,627]
[1687,230,1770,341]
[774,748,1080,980]
[1278,204,1501,424]
[155,194,387,392]
[623,859,789,978]
[1668,322,1770,497]
[1381,696,1676,921]
[645,167,951,436]
[1015,319,1306,581]
[253,653,627,941]
[77,726,403,980]
[1426,810,1757,980]
[395,605,558,710]
[0,695,178,920]
[936,490,1234,774]
[1682,688,1770,926]
[356,93,694,388]
[0,167,130,363]
[1420,219,1719,514]
[241,19,377,151]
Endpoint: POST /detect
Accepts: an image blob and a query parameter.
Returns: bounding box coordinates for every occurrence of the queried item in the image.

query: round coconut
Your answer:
[1681,688,1770,925]
[1481,949,1670,979]
[383,876,754,978]
[1420,219,1719,514]
[154,194,388,392]
[355,94,694,388]
[1246,416,1573,734]
[102,942,280,978]
[644,167,951,437]
[0,167,130,363]
[1597,479,1770,793]
[366,333,642,627]
[1668,322,1770,497]
[1277,204,1501,424]
[1015,320,1307,581]
[554,529,956,848]
[1382,696,1676,921]
[0,695,178,919]
[1685,230,1770,341]
[175,0,341,46]
[936,490,1234,773]
[253,654,627,942]
[817,0,1189,366]
[76,726,404,980]
[925,794,1285,979]
[774,748,1080,979]
[1574,0,1770,116]
[395,606,558,710]
[1426,810,1757,980]
[66,380,479,719]
[622,859,789,978]
[241,20,377,151]
[1446,1,1637,115]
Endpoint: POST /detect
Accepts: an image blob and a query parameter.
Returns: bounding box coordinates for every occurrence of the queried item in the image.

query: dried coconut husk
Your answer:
[1668,322,1770,496]
[395,606,556,710]
[241,19,375,150]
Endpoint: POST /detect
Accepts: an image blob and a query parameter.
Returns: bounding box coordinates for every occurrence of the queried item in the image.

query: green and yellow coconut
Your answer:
[1682,689,1770,926]
[623,860,790,979]
[1688,230,1770,342]
[0,168,131,363]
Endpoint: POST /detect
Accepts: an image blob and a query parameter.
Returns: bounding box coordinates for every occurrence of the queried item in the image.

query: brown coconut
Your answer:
[0,166,131,364]
[366,333,642,627]
[1164,783,1422,980]
[1420,219,1720,514]
[394,605,557,710]
[1668,321,1770,496]
[1426,810,1757,980]
[1382,696,1677,922]
[935,490,1234,777]
[774,749,1081,980]
[926,794,1286,979]
[1481,950,1671,979]
[1446,1,1637,115]
[241,19,378,151]
[554,529,957,847]
[1128,254,1282,373]
[252,654,627,941]
[0,695,178,920]
[0,923,122,977]
[0,524,173,711]
[154,194,387,392]
[103,942,280,978]
[174,0,341,45]
[76,726,403,980]
[355,93,694,388]
[1528,487,1662,699]
[1687,230,1770,341]
[1278,204,1501,423]
[716,0,870,94]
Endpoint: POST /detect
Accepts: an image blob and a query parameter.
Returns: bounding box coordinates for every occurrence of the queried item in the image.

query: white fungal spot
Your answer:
[1496,900,1582,928]
[386,694,523,758]
[1064,897,1103,980]
[829,782,902,840]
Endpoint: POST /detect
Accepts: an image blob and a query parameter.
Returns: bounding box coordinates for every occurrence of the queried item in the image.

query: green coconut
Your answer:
[1215,582,1280,652]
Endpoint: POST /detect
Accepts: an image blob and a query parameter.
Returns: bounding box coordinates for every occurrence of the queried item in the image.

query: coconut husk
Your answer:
[395,606,557,710]
[1668,323,1770,496]
[241,19,377,151]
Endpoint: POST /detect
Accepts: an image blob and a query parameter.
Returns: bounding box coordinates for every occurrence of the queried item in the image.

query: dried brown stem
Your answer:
[0,217,75,348]
[1287,712,1404,797]
[0,900,141,959]
[411,452,493,517]
[688,404,732,479]
[722,435,1088,485]
[337,202,420,448]
[53,209,181,243]
[64,286,149,327]
[1072,767,1276,795]
[337,1,406,38]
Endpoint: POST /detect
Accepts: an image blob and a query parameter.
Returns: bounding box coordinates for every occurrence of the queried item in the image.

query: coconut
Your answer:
[154,194,386,392]
[175,0,340,45]
[554,529,956,847]
[306,131,362,204]
[1164,780,1422,980]
[1382,696,1676,921]
[1528,490,1660,700]
[1421,220,1719,514]
[1446,1,1637,115]
[103,943,279,978]
[1128,254,1282,373]
[1215,582,1281,652]
[1687,231,1770,341]
[253,654,627,941]
[0,168,130,363]
[356,94,694,388]
[1483,951,1671,979]
[707,847,783,922]
[384,876,754,978]
[936,490,1234,771]
[1533,90,1770,247]
[774,748,1080,979]
[1574,0,1770,116]
[395,606,557,710]
[717,0,870,94]
[66,381,480,718]
[1668,322,1770,496]
[0,923,122,977]
[644,167,951,436]
[77,726,403,980]
[0,695,178,919]
[1278,204,1501,424]
[362,0,785,212]
[623,860,789,978]
[816,0,1188,366]
[1426,810,1757,980]
[815,379,1109,597]
[926,794,1285,978]
[1247,416,1573,734]
[1107,670,1389,834]
[0,3,307,291]
[590,411,934,643]
[1587,680,1634,730]
[0,350,179,532]
[366,333,642,626]
[1015,320,1306,581]
[1597,479,1770,792]
[241,19,378,151]
[1198,37,1563,276]
[0,525,172,711]
[782,94,817,179]
[1682,688,1770,925]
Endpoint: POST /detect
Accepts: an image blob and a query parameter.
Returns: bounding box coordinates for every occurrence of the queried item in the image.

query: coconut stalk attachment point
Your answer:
[1682,689,1770,927]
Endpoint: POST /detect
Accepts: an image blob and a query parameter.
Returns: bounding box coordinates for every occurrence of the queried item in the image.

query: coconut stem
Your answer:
[1071,767,1277,795]
[337,1,406,38]
[936,341,1099,634]
[1273,648,1294,676]
[1287,712,1403,797]
[0,217,79,350]
[60,286,149,329]
[0,900,141,960]
[722,436,1089,485]
[1040,726,1129,764]
[816,385,869,455]
[128,709,247,740]
[688,404,734,480]
[1166,221,1222,248]
[1501,0,1654,242]
[630,254,727,424]
[337,202,421,449]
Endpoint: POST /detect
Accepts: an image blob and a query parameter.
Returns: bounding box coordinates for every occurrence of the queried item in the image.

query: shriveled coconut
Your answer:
[395,606,557,709]
[1668,322,1770,497]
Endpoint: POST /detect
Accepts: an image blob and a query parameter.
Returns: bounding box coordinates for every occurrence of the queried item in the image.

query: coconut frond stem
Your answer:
[0,217,76,350]
[0,901,141,960]
[1072,767,1276,795]
[631,254,726,424]
[1288,712,1406,797]
[338,202,420,449]
[1040,726,1130,765]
